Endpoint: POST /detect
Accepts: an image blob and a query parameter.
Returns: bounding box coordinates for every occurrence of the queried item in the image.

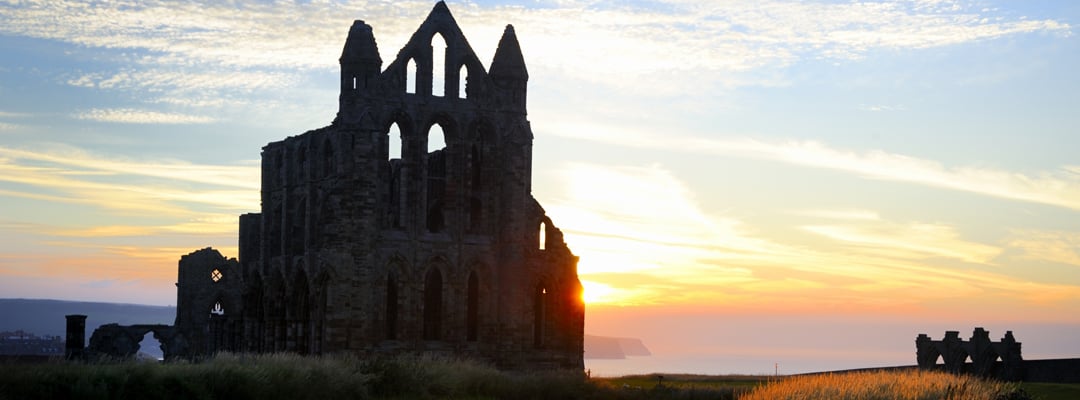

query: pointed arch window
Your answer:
[458,65,468,99]
[323,139,334,177]
[466,272,479,341]
[386,122,404,228]
[533,285,547,348]
[466,143,483,233]
[271,203,283,258]
[386,273,398,340]
[317,279,328,353]
[428,123,446,152]
[290,198,307,255]
[468,198,482,233]
[293,271,311,354]
[538,221,547,250]
[426,124,447,233]
[432,34,446,97]
[388,123,402,161]
[406,59,417,94]
[423,268,443,340]
[469,144,481,191]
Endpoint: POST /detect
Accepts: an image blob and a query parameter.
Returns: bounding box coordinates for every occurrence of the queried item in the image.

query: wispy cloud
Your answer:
[0,146,258,190]
[73,108,216,124]
[45,215,239,238]
[802,222,1001,264]
[859,104,907,112]
[1007,230,1080,267]
[546,120,1080,211]
[66,69,298,94]
[792,209,882,221]
[503,0,1070,93]
[0,145,258,216]
[0,0,1067,98]
[0,112,27,132]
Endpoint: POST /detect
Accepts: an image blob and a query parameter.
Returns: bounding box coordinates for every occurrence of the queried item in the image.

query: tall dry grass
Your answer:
[740,369,1021,400]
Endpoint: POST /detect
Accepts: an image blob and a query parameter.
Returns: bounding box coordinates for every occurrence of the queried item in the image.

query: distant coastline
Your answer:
[0,298,651,361]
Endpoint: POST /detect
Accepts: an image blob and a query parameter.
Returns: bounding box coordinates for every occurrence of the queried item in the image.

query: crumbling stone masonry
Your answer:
[916,328,1023,381]
[87,324,185,360]
[174,248,243,358]
[173,2,585,369]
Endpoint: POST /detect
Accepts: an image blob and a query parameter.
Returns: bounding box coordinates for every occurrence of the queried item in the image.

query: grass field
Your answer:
[598,373,765,398]
[1,354,1074,399]
[1020,382,1080,400]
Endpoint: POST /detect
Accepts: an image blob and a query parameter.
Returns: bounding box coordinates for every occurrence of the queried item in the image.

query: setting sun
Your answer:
[581,280,616,305]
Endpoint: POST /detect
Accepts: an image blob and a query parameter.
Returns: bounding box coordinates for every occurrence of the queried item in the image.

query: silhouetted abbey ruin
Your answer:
[916,328,1023,381]
[85,2,585,369]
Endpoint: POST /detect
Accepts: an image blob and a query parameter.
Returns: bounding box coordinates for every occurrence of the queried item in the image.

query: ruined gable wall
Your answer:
[174,248,242,355]
[175,3,583,369]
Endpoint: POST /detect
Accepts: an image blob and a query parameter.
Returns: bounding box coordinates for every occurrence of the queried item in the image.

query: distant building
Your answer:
[0,330,64,356]
[166,2,584,369]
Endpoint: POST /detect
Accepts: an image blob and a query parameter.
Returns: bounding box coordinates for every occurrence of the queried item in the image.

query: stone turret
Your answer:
[489,25,528,111]
[339,19,382,115]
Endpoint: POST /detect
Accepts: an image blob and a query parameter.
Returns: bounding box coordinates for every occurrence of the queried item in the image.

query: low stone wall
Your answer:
[1023,358,1080,383]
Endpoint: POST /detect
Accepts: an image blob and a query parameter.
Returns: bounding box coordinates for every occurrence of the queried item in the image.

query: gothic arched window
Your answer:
[423,268,443,340]
[533,284,547,348]
[426,124,447,233]
[432,34,446,97]
[466,272,479,341]
[386,273,398,340]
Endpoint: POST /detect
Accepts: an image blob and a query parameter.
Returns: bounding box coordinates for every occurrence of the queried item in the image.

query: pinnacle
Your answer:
[490,24,528,80]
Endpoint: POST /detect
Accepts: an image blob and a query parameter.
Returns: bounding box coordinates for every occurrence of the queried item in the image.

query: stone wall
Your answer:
[86,324,183,360]
[174,248,243,357]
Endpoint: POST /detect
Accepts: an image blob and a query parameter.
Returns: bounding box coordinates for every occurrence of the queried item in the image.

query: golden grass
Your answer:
[740,369,1016,400]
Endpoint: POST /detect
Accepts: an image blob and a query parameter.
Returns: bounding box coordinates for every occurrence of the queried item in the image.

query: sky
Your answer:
[2,0,1080,374]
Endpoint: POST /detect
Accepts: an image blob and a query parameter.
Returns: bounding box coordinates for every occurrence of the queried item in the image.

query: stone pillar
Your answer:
[65,314,87,360]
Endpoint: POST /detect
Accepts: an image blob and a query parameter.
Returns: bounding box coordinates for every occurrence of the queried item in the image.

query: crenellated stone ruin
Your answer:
[916,328,1023,381]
